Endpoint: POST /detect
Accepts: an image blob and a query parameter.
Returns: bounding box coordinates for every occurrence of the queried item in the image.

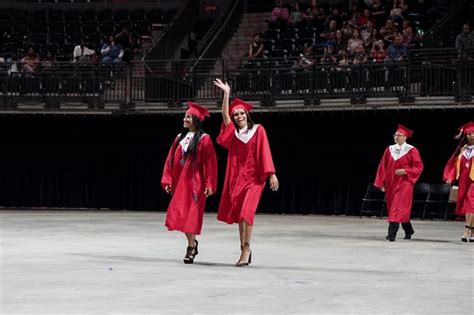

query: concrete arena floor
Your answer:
[0,210,473,315]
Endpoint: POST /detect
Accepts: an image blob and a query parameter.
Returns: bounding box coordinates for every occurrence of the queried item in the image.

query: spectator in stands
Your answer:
[362,20,375,46]
[7,56,19,75]
[320,45,337,65]
[349,5,361,27]
[337,49,350,67]
[21,47,40,73]
[327,7,343,29]
[370,0,387,28]
[374,124,423,242]
[306,0,320,19]
[347,28,364,56]
[320,20,337,43]
[342,22,354,41]
[353,49,368,65]
[357,8,373,28]
[73,39,95,63]
[41,51,56,71]
[101,36,124,63]
[271,0,289,24]
[298,42,315,69]
[333,30,347,54]
[290,2,304,26]
[455,23,474,62]
[381,19,397,44]
[402,25,420,48]
[248,33,264,60]
[386,35,407,62]
[389,8,404,32]
[369,40,387,63]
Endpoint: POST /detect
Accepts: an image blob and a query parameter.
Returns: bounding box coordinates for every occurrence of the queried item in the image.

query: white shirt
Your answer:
[73,45,95,60]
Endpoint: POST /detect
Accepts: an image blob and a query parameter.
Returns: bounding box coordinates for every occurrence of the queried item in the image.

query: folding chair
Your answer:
[411,183,430,219]
[360,183,386,218]
[422,184,451,220]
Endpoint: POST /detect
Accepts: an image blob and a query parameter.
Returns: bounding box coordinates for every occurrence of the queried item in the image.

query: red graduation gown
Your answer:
[443,145,474,215]
[216,123,275,225]
[374,144,424,222]
[161,134,218,235]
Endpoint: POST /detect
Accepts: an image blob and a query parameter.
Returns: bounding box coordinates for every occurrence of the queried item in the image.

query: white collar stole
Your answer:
[389,143,413,161]
[235,124,259,144]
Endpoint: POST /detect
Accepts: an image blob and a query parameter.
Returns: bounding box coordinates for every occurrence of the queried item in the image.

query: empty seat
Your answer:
[49,22,65,33]
[360,183,386,218]
[64,10,81,22]
[98,9,113,21]
[422,184,452,220]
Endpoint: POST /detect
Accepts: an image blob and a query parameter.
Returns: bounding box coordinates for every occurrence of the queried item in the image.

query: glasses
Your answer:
[393,134,406,137]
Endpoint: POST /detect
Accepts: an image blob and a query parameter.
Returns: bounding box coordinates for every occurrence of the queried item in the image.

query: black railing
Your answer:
[144,0,198,61]
[422,0,470,48]
[1,48,473,109]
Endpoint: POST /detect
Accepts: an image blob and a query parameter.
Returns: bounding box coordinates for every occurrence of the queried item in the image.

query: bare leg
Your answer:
[185,233,196,247]
[183,233,198,263]
[467,213,474,240]
[236,220,253,265]
[238,221,245,248]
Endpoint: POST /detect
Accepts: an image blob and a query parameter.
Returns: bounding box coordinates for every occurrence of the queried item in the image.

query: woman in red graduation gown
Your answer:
[161,102,218,263]
[213,79,279,266]
[374,124,424,241]
[443,122,474,242]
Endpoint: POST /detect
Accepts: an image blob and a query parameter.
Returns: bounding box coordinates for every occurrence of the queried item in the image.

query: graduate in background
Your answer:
[444,122,474,242]
[161,102,218,264]
[374,124,424,241]
[213,79,279,266]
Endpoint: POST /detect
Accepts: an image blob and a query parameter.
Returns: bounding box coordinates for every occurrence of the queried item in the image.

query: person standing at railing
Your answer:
[455,23,474,62]
[444,122,474,242]
[161,102,218,264]
[374,124,424,242]
[213,79,279,267]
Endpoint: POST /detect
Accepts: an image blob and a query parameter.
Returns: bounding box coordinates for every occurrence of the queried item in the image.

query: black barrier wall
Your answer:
[0,109,471,215]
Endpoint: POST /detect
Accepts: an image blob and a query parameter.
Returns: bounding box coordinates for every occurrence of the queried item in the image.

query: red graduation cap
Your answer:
[459,121,474,134]
[396,124,413,138]
[229,98,253,114]
[186,101,210,121]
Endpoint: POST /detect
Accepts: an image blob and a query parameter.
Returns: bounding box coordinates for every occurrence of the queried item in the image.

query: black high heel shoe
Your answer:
[183,239,198,264]
[236,242,252,267]
[461,226,469,242]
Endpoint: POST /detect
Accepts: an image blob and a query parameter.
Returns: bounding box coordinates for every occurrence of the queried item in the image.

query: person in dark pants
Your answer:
[374,125,424,241]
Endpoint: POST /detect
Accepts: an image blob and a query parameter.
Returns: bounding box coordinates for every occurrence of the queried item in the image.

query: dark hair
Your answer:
[170,114,205,169]
[454,135,468,157]
[232,110,255,131]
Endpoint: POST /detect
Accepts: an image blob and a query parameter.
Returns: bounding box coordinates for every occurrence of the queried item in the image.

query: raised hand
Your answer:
[213,78,230,94]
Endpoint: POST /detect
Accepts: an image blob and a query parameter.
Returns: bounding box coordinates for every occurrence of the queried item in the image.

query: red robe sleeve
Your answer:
[374,148,389,189]
[161,135,178,190]
[201,135,218,191]
[405,148,423,184]
[216,122,235,150]
[443,151,458,182]
[256,125,276,181]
